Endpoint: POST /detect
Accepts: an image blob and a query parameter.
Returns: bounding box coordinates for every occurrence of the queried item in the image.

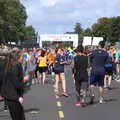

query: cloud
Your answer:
[22,0,120,34]
[40,0,63,7]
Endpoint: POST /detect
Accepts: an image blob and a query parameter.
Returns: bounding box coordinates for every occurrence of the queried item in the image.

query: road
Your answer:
[0,64,120,120]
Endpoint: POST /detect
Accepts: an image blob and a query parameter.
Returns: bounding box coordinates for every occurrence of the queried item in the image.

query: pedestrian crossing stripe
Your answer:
[58,111,64,118]
[57,101,62,107]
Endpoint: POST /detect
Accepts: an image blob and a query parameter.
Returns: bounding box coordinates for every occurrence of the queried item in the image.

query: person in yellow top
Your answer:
[37,50,47,85]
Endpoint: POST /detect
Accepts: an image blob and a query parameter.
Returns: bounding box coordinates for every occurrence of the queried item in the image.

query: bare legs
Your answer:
[104,75,112,89]
[54,73,68,96]
[38,72,46,85]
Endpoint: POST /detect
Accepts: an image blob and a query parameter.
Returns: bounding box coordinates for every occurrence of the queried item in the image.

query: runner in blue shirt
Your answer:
[89,41,109,104]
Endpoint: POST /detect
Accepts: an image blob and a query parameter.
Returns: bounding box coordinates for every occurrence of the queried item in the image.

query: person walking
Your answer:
[89,41,109,104]
[1,49,28,120]
[73,45,89,106]
[37,50,47,85]
[53,48,68,97]
[104,48,113,89]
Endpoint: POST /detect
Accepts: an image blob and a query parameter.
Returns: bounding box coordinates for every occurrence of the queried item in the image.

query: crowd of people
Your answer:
[0,41,120,120]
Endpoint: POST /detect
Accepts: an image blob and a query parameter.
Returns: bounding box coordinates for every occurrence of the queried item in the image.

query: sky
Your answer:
[21,0,120,34]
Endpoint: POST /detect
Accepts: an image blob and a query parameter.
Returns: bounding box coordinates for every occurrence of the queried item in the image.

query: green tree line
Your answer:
[0,0,36,45]
[69,16,120,45]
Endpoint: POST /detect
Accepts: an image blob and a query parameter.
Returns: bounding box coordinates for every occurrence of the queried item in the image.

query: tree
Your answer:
[0,0,27,44]
[74,23,83,34]
[92,17,111,41]
[83,28,92,36]
[92,17,120,44]
[65,32,75,34]
[74,23,83,45]
[109,16,120,43]
[25,25,36,41]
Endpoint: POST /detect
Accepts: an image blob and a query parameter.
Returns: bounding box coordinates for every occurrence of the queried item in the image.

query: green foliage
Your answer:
[0,0,27,44]
[83,28,92,36]
[25,25,36,41]
[109,17,120,43]
[74,23,83,45]
[70,17,120,45]
[92,17,111,39]
[92,17,120,44]
[74,23,83,34]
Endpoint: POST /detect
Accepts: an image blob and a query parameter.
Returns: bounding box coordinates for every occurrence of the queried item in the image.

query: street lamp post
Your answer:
[91,35,93,46]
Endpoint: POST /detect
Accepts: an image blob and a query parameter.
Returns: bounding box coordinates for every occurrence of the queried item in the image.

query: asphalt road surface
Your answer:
[0,65,120,120]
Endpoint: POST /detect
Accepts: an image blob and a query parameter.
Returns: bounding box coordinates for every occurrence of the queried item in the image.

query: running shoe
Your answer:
[99,97,104,104]
[107,86,112,90]
[115,78,120,82]
[4,109,8,112]
[4,106,8,112]
[75,101,81,107]
[80,99,86,107]
[62,92,69,97]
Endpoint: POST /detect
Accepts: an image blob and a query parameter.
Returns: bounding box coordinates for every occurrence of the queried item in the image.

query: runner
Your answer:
[89,41,109,104]
[37,49,47,85]
[53,48,68,97]
[104,47,113,89]
[34,49,41,84]
[73,45,89,107]
[47,48,56,82]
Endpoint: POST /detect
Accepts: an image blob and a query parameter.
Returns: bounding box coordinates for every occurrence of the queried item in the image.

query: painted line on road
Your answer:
[58,111,64,118]
[57,101,62,107]
[53,87,65,119]
[29,111,40,114]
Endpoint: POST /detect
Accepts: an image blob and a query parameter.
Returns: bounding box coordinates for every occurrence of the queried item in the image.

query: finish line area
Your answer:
[38,34,78,48]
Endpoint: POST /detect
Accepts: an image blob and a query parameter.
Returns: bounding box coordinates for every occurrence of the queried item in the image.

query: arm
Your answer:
[60,55,68,64]
[88,51,94,67]
[12,63,25,97]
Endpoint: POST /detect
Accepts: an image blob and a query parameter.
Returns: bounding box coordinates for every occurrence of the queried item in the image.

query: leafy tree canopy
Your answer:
[0,0,27,44]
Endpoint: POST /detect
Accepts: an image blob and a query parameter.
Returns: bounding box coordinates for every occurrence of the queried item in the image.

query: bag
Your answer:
[104,63,112,68]
[104,56,113,68]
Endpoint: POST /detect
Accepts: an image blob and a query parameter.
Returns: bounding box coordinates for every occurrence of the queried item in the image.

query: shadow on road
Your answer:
[24,108,40,113]
[87,98,117,106]
[0,115,10,119]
